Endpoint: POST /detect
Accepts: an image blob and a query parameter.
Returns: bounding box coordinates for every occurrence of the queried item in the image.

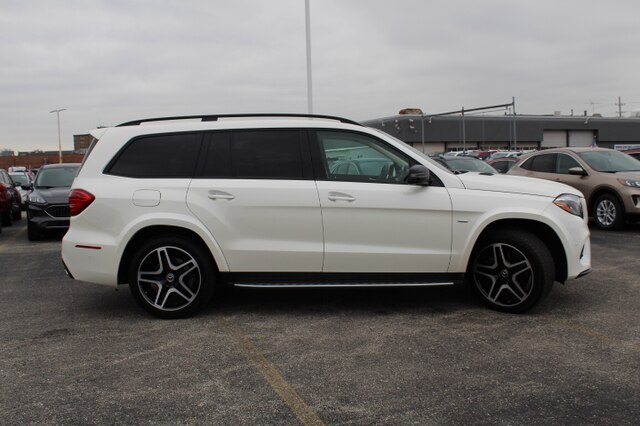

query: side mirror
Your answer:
[21,183,33,191]
[568,166,587,176]
[406,165,431,186]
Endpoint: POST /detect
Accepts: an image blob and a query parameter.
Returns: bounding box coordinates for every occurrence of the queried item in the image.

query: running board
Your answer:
[221,272,464,289]
[234,282,455,289]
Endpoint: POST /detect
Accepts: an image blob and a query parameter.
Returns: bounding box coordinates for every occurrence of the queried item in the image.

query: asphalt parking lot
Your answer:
[1,220,639,425]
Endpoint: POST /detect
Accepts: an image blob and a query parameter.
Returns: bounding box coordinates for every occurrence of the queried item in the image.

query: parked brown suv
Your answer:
[509,147,640,229]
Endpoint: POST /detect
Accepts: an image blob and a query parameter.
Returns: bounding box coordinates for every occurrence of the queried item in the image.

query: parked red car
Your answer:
[0,168,22,228]
[622,149,640,161]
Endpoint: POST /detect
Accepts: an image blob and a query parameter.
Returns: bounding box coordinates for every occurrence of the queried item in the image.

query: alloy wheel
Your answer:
[596,199,616,227]
[473,243,534,308]
[136,246,201,312]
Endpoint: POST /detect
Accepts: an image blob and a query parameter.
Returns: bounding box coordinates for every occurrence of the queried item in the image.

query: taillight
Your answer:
[69,189,95,216]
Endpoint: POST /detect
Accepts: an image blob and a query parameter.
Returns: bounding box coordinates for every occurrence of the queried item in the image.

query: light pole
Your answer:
[305,0,313,113]
[50,108,66,163]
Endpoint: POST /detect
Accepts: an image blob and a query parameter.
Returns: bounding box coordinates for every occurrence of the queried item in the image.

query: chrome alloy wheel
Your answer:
[136,246,201,312]
[596,199,617,227]
[473,243,534,308]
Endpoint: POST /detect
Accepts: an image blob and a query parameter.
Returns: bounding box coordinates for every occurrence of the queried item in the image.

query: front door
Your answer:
[313,130,453,273]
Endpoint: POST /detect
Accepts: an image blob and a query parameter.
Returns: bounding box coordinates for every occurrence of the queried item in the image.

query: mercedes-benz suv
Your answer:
[62,114,592,318]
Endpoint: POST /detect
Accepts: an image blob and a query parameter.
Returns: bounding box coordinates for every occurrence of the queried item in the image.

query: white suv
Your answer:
[62,114,592,318]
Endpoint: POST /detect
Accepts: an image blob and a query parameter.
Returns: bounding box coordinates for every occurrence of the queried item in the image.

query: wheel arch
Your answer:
[117,225,222,285]
[468,219,568,283]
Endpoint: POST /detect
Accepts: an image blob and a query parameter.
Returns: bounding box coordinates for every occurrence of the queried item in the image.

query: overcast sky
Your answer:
[2,0,640,151]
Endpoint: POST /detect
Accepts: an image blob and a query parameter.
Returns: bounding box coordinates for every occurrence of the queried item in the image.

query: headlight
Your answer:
[617,178,640,188]
[28,193,46,204]
[553,193,583,218]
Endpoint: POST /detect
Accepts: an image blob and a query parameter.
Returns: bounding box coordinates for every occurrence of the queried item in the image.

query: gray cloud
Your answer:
[1,0,640,151]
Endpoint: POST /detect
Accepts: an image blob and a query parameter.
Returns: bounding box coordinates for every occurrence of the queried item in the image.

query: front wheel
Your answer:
[469,230,554,313]
[1,210,12,227]
[128,236,216,319]
[593,194,624,230]
[27,217,41,241]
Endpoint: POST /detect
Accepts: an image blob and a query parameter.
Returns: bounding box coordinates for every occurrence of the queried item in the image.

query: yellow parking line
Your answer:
[219,315,325,426]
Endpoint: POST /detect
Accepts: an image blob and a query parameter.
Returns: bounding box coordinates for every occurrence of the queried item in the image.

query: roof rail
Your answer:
[116,113,362,127]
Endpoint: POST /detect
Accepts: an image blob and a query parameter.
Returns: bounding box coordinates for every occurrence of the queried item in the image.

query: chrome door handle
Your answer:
[328,192,356,202]
[208,190,235,200]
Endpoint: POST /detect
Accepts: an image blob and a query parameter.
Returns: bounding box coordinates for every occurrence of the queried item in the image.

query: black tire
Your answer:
[12,207,21,221]
[468,229,554,313]
[128,235,216,319]
[27,220,41,241]
[1,210,13,227]
[592,194,624,230]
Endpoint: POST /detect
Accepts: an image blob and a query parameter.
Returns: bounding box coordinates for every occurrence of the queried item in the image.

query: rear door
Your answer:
[186,129,323,272]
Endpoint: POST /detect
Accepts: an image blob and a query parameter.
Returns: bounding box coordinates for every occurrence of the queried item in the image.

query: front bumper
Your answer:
[27,203,70,231]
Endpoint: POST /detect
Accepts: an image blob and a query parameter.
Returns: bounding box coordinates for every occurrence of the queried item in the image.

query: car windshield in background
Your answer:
[578,150,640,172]
[446,158,497,173]
[34,166,79,189]
[9,174,29,185]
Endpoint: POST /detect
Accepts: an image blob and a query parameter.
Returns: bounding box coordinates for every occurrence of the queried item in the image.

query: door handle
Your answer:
[328,192,356,202]
[208,190,235,200]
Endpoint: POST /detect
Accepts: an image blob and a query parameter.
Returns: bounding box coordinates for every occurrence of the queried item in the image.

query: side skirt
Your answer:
[219,272,464,289]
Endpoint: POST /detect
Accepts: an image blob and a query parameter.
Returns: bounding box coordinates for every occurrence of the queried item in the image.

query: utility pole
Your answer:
[50,108,66,163]
[615,96,625,117]
[512,96,517,151]
[461,107,466,152]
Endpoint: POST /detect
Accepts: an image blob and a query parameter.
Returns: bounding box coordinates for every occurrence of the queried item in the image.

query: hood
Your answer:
[456,172,582,198]
[33,187,71,204]
[614,171,640,179]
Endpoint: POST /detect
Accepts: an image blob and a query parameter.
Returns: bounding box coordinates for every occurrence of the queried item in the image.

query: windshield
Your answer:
[578,150,640,172]
[9,173,29,185]
[34,166,79,188]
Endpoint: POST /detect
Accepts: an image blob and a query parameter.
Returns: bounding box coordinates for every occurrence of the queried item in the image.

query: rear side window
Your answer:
[107,133,202,178]
[200,130,306,179]
[524,153,556,173]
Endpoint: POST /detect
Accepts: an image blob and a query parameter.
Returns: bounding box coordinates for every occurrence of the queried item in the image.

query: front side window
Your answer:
[107,133,201,178]
[556,153,581,174]
[317,131,410,183]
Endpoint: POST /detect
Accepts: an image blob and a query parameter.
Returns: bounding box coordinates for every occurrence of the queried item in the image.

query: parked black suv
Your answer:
[26,163,80,240]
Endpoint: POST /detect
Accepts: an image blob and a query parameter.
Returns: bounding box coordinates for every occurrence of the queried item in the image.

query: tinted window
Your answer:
[200,130,304,179]
[492,160,512,173]
[529,154,556,173]
[556,154,581,174]
[108,133,201,178]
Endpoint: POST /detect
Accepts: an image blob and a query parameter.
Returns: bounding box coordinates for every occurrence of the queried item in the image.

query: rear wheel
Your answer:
[469,229,554,313]
[593,194,624,230]
[128,236,215,319]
